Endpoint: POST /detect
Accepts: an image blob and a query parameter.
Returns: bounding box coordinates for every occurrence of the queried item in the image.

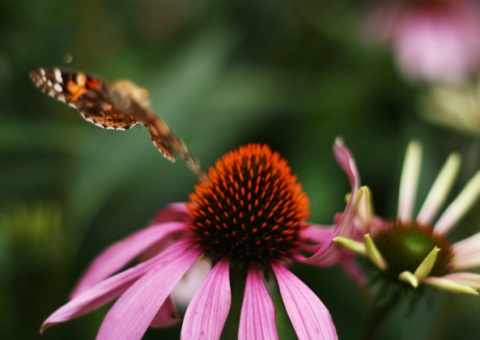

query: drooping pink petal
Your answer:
[451,232,480,270]
[71,222,187,298]
[97,246,201,340]
[340,259,367,288]
[239,266,278,340]
[299,222,352,267]
[302,140,361,266]
[181,259,231,340]
[149,297,180,328]
[328,139,361,239]
[41,239,194,333]
[296,224,334,256]
[150,203,189,224]
[272,263,337,340]
[333,138,360,192]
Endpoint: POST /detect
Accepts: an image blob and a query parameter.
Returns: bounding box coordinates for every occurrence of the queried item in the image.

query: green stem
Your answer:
[221,264,248,339]
[359,285,402,340]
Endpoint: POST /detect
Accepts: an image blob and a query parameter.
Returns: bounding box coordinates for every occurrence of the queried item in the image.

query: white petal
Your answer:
[398,141,422,222]
[424,277,478,295]
[417,154,460,225]
[441,272,480,289]
[435,171,480,235]
[451,232,480,270]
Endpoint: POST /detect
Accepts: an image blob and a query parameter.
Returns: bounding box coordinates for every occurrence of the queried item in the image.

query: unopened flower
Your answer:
[40,142,358,339]
[336,141,480,294]
[420,80,480,135]
[365,0,480,83]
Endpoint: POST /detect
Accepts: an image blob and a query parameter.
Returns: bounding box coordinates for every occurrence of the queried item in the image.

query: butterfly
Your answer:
[30,68,204,177]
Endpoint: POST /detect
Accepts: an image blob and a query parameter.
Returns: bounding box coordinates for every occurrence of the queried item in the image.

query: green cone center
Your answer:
[373,221,453,279]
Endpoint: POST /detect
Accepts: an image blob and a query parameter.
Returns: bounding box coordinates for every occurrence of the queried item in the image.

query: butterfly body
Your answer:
[30,68,203,176]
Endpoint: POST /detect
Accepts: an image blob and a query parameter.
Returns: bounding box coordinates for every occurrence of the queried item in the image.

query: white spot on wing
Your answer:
[53,68,63,83]
[76,73,87,87]
[53,84,63,93]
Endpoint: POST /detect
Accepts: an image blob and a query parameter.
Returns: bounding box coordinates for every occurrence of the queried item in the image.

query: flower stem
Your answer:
[221,265,248,339]
[359,284,402,340]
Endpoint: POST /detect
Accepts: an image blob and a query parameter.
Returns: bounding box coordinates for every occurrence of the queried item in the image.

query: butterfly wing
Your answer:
[29,68,140,131]
[30,68,203,175]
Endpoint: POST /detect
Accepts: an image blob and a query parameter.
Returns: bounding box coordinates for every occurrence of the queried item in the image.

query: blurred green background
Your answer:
[1,0,479,339]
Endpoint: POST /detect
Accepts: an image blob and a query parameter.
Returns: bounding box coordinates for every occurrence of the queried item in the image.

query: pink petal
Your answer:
[150,203,188,224]
[439,272,480,289]
[366,1,480,83]
[329,139,361,239]
[340,259,367,287]
[333,138,360,191]
[181,259,231,340]
[392,3,480,83]
[149,297,180,328]
[297,224,334,256]
[239,266,278,340]
[302,140,361,266]
[71,222,187,298]
[301,217,359,266]
[272,263,337,340]
[97,245,201,340]
[41,239,194,333]
[451,232,480,270]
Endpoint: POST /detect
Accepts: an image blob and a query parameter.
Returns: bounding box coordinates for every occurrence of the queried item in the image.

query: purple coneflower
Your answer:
[336,141,480,294]
[41,141,360,339]
[365,0,480,83]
